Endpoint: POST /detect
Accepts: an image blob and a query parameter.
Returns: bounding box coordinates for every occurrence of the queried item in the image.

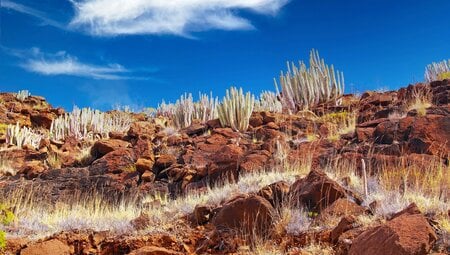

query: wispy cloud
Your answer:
[70,0,290,36]
[1,0,66,29]
[2,47,151,80]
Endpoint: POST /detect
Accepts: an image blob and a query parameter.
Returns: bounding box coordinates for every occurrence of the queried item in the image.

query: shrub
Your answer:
[0,204,14,250]
[275,49,345,112]
[15,90,30,101]
[217,87,255,132]
[5,123,42,149]
[425,59,450,82]
[50,106,132,141]
[254,91,283,113]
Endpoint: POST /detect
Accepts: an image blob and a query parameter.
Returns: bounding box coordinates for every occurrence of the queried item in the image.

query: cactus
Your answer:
[50,106,132,141]
[254,91,283,113]
[217,87,255,132]
[6,123,42,149]
[425,59,450,82]
[15,90,31,101]
[156,93,218,129]
[275,49,345,112]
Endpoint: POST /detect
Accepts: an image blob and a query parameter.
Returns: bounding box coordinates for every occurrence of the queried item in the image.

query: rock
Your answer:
[317,198,367,222]
[141,171,155,182]
[289,169,348,213]
[212,194,276,237]
[91,139,131,158]
[154,154,177,172]
[249,113,264,127]
[184,123,206,136]
[90,149,136,175]
[128,121,156,139]
[390,202,421,219]
[136,158,155,174]
[257,181,290,208]
[30,111,55,129]
[191,205,213,225]
[239,152,270,173]
[129,246,182,255]
[21,239,71,255]
[349,204,437,255]
[330,215,356,243]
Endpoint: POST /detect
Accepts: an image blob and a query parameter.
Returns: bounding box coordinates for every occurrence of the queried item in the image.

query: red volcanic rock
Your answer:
[184,122,206,136]
[154,154,177,172]
[257,181,290,208]
[30,111,55,129]
[349,204,437,255]
[317,198,367,222]
[135,158,155,174]
[133,138,154,160]
[330,215,356,243]
[239,152,270,173]
[430,79,450,105]
[129,246,182,255]
[191,204,213,225]
[206,134,228,145]
[249,113,264,127]
[21,239,71,255]
[141,171,155,182]
[289,169,348,213]
[89,149,136,175]
[212,194,276,237]
[128,121,156,139]
[91,139,131,158]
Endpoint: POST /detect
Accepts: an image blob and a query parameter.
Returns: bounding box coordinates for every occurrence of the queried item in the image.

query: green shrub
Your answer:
[0,204,14,250]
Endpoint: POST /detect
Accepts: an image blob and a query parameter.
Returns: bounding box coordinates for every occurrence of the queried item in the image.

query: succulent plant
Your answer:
[425,59,450,82]
[275,49,345,112]
[217,87,255,132]
[6,123,42,149]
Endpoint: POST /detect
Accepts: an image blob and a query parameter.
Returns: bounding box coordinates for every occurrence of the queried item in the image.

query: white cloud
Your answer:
[1,0,65,29]
[70,0,289,36]
[8,48,136,80]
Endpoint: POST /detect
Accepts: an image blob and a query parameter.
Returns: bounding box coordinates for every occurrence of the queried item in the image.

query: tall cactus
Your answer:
[217,87,255,132]
[275,49,345,112]
[425,59,450,82]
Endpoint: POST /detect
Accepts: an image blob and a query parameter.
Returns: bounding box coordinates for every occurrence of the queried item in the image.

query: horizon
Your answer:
[1,0,450,111]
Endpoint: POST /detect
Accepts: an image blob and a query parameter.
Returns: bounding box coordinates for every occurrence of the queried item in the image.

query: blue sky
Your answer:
[1,0,450,111]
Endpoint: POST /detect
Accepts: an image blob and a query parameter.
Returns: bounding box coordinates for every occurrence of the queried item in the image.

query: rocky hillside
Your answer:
[0,80,449,254]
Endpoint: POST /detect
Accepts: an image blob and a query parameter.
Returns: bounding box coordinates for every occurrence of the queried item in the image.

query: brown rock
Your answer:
[128,121,156,139]
[349,206,437,255]
[289,169,347,213]
[257,181,290,208]
[136,158,155,174]
[30,111,55,129]
[129,246,182,255]
[89,149,136,175]
[154,154,177,172]
[192,205,213,225]
[239,153,270,173]
[21,239,71,255]
[331,215,356,243]
[91,139,131,158]
[212,194,276,237]
[141,171,155,182]
[317,198,367,221]
[130,213,150,231]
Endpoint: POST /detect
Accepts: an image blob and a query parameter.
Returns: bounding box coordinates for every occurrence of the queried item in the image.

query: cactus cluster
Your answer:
[15,90,31,101]
[425,59,450,82]
[275,49,345,112]
[5,123,43,149]
[156,93,218,129]
[254,91,283,113]
[217,87,255,132]
[50,106,132,141]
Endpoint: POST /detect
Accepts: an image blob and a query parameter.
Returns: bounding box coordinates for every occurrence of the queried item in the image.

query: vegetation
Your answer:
[425,59,450,82]
[254,91,283,113]
[217,87,255,132]
[50,106,132,141]
[5,123,42,150]
[15,90,30,101]
[0,204,14,250]
[275,49,345,112]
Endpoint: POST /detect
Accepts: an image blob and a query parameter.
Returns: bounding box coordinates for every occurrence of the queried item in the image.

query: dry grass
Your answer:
[406,86,432,116]
[0,156,15,176]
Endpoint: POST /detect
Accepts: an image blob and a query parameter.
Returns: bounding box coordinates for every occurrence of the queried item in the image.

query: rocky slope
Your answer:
[0,80,449,254]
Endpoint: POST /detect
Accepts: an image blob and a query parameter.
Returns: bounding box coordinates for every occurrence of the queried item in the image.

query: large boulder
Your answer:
[349,204,437,255]
[212,194,276,237]
[91,139,131,158]
[289,169,348,213]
